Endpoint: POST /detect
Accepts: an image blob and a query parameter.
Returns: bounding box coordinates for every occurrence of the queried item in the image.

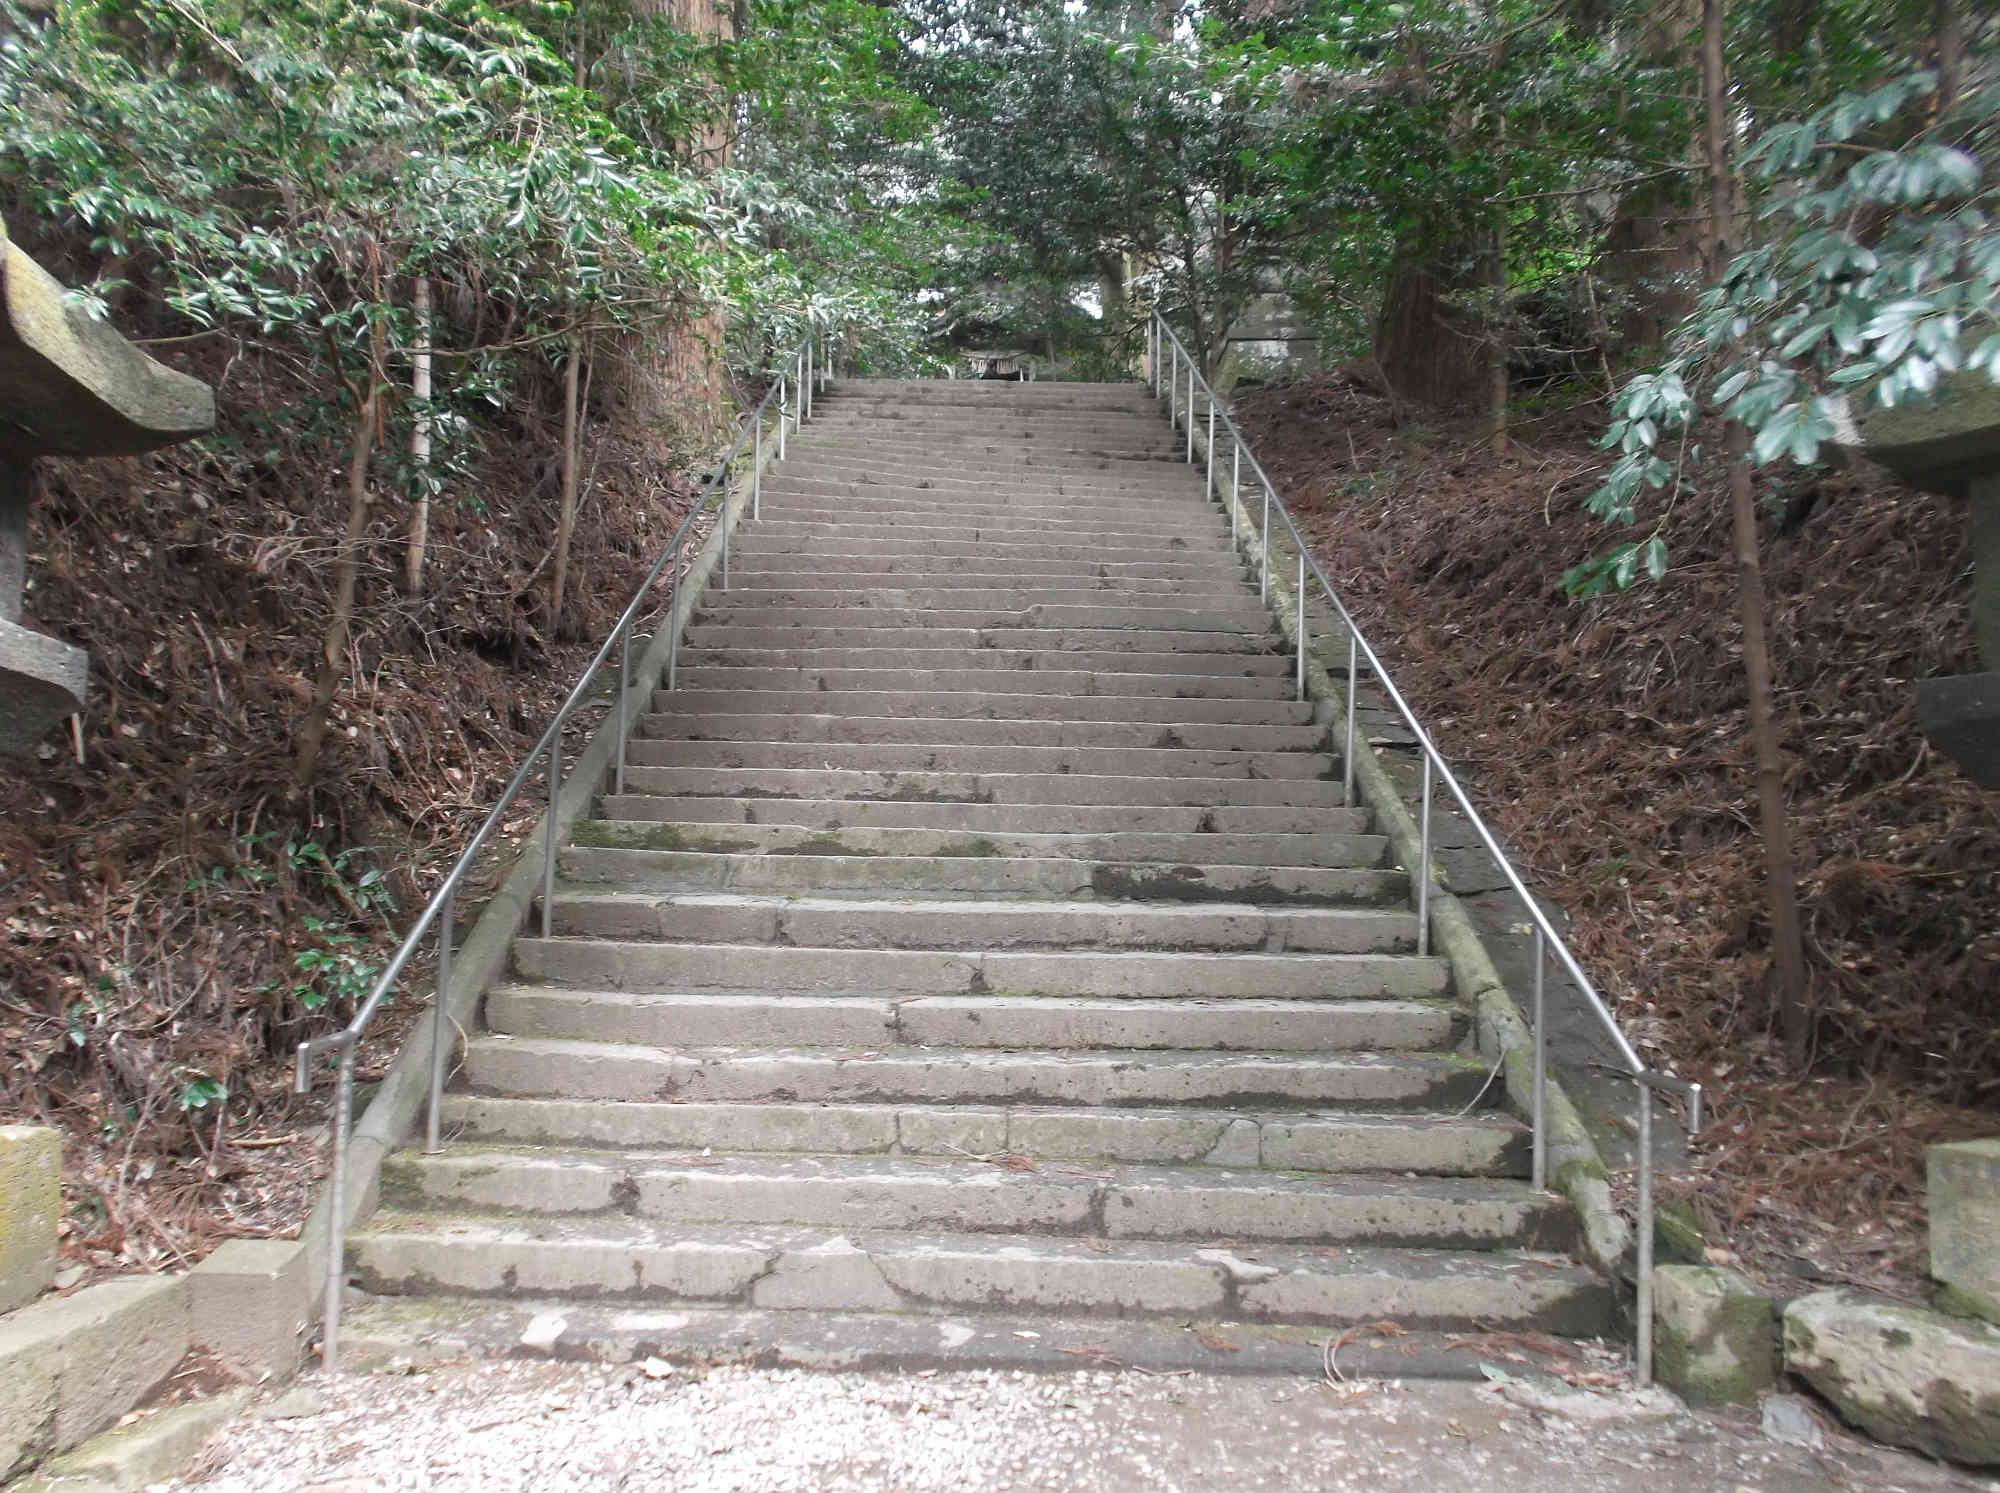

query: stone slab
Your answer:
[1930,1137,2000,1324]
[1785,1289,2000,1466]
[0,1274,189,1481]
[13,1388,248,1493]
[1916,672,2000,789]
[0,1124,60,1313]
[0,217,214,460]
[189,1238,312,1380]
[1651,1265,1776,1406]
[0,616,88,757]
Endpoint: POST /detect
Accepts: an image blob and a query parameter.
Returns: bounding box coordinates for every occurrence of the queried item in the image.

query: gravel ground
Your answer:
[163,1359,1999,1493]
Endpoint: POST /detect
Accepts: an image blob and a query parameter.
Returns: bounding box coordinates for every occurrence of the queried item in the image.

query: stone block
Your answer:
[0,1124,61,1314]
[1784,1289,2000,1466]
[1931,1137,2000,1325]
[1651,1265,1776,1406]
[189,1239,312,1381]
[0,1274,188,1481]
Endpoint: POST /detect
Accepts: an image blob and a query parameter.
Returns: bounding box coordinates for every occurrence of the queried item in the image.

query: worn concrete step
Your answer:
[573,817,1373,866]
[438,1097,1529,1176]
[333,1295,1525,1380]
[348,1214,1611,1334]
[681,624,1276,655]
[741,517,1213,550]
[726,566,1240,595]
[556,848,1402,904]
[622,740,1333,782]
[616,766,1350,808]
[460,1039,1488,1109]
[485,986,1453,1053]
[702,586,1254,613]
[722,553,1244,581]
[542,894,1418,956]
[645,689,1312,725]
[383,1149,1572,1252]
[512,940,1449,1001]
[759,476,1206,509]
[694,605,1269,637]
[595,796,1372,838]
[830,380,1150,406]
[679,646,1287,677]
[670,666,1287,700]
[729,535,1224,565]
[792,439,1181,469]
[639,712,1325,754]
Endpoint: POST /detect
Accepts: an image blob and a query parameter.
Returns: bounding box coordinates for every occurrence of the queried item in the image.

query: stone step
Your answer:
[459,1039,1488,1109]
[678,630,1281,662]
[728,535,1223,565]
[558,847,1404,906]
[693,604,1271,634]
[542,893,1418,956]
[485,986,1454,1053]
[438,1096,1530,1176]
[332,1295,1517,1379]
[741,517,1210,550]
[347,1214,1611,1334]
[511,940,1450,1001]
[770,459,1193,493]
[594,796,1372,837]
[573,817,1373,866]
[615,766,1348,808]
[678,647,1287,677]
[793,438,1181,467]
[726,569,1240,597]
[382,1149,1573,1252]
[645,688,1313,725]
[621,740,1334,781]
[830,380,1149,405]
[703,586,1253,613]
[760,475,1205,508]
[723,553,1245,581]
[638,712,1326,754]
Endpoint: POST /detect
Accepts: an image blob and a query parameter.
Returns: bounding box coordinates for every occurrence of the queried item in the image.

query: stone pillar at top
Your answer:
[1840,374,2000,789]
[0,214,214,755]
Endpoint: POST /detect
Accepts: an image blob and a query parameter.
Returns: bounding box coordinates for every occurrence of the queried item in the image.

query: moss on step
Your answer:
[572,822,758,854]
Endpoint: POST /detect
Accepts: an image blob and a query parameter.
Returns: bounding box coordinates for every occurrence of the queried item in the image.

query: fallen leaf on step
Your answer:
[1195,1329,1240,1354]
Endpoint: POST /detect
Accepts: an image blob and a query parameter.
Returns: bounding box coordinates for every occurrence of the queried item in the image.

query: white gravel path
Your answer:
[162,1359,1999,1493]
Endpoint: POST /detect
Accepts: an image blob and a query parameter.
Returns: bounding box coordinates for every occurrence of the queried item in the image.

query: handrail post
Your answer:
[1167,342,1177,428]
[540,729,560,941]
[1416,754,1433,957]
[1148,317,1157,392]
[1532,927,1548,1191]
[778,376,788,461]
[615,625,630,798]
[1295,548,1306,702]
[720,491,729,591]
[804,342,813,421]
[1260,486,1271,602]
[752,410,762,522]
[1343,631,1359,807]
[426,883,454,1155]
[1230,439,1241,547]
[667,550,682,690]
[321,1044,355,1371]
[1637,1083,1657,1387]
[1185,359,1194,464]
[1205,399,1216,502]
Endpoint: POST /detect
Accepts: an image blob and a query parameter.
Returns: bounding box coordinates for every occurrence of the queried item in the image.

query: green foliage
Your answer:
[291,917,379,1011]
[1575,64,2000,595]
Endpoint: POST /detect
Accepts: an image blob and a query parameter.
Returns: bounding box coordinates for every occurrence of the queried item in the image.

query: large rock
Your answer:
[1784,1289,2000,1466]
[0,1125,61,1314]
[1652,1264,1776,1406]
[1932,1137,2000,1325]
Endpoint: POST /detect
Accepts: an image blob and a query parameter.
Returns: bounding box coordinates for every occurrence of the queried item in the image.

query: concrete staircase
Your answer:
[350,379,1610,1366]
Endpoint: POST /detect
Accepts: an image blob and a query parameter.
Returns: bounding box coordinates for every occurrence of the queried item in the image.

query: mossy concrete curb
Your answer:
[11,1388,249,1493]
[1172,388,1629,1279]
[288,412,787,1361]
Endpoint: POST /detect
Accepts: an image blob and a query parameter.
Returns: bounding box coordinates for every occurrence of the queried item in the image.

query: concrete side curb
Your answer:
[1172,391,1630,1279]
[11,1388,250,1493]
[289,410,785,1357]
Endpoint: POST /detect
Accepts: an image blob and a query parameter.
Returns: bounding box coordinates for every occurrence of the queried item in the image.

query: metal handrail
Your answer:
[1148,312,1700,1386]
[293,330,829,1370]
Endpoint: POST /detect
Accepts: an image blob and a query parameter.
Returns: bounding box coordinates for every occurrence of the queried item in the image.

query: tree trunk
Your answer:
[296,383,378,786]
[1484,26,1510,453]
[1374,253,1487,409]
[549,328,584,632]
[1936,0,1961,112]
[1703,0,1808,1060]
[404,274,432,596]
